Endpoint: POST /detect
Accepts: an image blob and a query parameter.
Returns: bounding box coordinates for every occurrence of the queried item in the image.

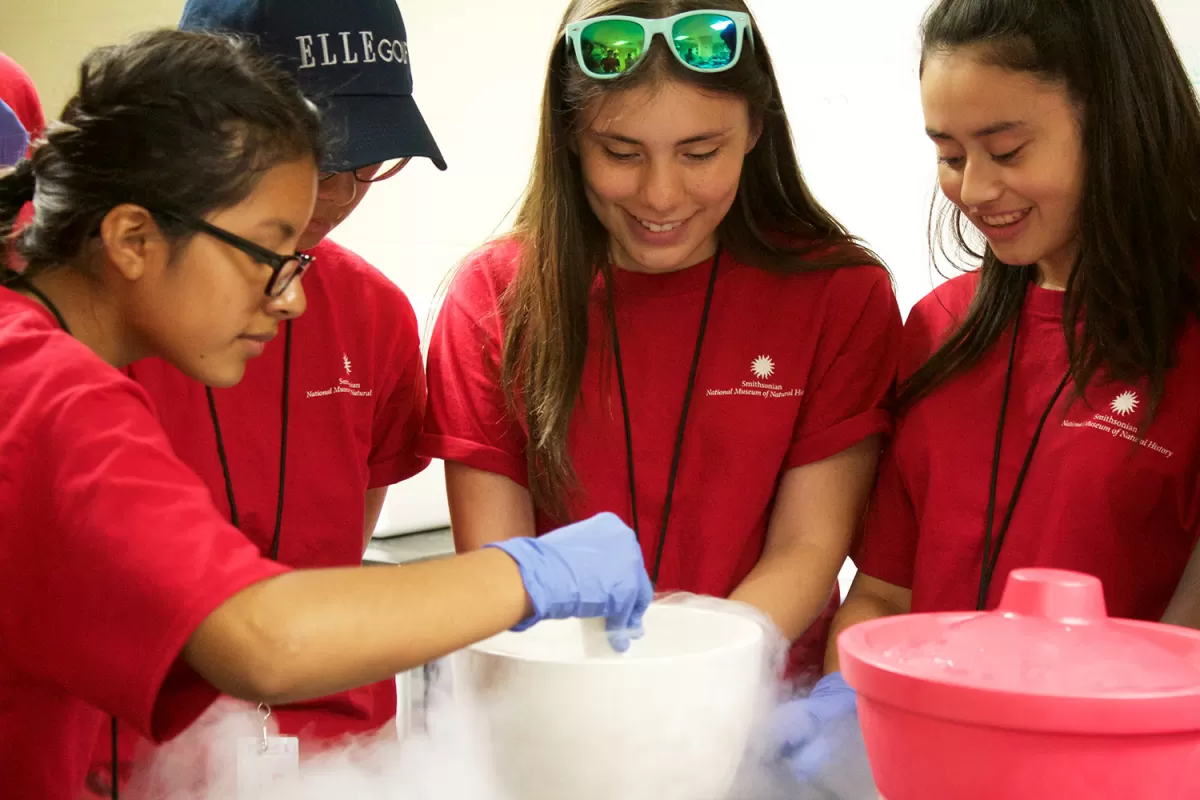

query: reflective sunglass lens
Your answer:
[671,13,739,69]
[580,19,645,76]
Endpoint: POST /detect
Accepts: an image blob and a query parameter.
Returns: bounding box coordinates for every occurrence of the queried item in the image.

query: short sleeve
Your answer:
[0,377,287,742]
[896,272,978,382]
[852,441,919,589]
[366,293,431,487]
[785,266,902,468]
[418,248,529,487]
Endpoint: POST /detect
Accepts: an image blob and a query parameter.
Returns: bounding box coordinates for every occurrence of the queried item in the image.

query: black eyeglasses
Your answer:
[159,213,314,298]
[319,157,412,183]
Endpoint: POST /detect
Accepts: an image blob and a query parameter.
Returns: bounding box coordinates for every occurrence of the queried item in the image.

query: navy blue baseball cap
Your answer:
[180,0,446,173]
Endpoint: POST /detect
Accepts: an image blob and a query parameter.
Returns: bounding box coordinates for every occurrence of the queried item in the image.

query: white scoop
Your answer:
[451,600,769,800]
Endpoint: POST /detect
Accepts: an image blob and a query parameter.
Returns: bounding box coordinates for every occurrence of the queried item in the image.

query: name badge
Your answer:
[236,736,299,798]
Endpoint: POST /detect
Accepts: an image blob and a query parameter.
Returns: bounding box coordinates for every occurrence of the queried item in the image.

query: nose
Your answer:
[958,156,1004,210]
[265,276,307,320]
[640,157,685,215]
[317,172,358,207]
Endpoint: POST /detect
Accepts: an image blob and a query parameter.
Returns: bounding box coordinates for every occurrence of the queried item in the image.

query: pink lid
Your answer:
[839,569,1200,734]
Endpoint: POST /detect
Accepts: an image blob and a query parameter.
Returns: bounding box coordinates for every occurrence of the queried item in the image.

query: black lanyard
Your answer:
[205,319,293,562]
[604,248,721,584]
[977,300,1071,610]
[10,274,70,332]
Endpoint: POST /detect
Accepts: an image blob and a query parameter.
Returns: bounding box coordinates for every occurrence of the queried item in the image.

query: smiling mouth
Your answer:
[631,213,691,233]
[980,209,1031,227]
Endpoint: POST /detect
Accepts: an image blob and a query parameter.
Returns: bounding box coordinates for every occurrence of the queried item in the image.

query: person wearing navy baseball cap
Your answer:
[180,0,445,175]
[85,1,447,795]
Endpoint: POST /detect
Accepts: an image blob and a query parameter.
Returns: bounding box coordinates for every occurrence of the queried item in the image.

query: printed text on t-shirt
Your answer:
[307,377,373,399]
[706,380,804,400]
[1061,391,1174,459]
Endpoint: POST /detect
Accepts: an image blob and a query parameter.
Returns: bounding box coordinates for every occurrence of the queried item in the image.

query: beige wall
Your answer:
[0,0,184,120]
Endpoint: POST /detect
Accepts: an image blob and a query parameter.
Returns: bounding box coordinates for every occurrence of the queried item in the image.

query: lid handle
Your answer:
[998,569,1108,623]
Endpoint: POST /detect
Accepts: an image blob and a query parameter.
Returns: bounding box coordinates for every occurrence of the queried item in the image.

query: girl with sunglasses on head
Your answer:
[0,29,650,800]
[420,0,903,681]
[774,0,1200,782]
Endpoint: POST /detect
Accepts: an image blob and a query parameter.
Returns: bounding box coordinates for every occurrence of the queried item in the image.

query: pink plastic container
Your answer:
[838,568,1200,800]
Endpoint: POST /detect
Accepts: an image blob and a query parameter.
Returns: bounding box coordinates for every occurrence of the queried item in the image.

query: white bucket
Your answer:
[451,600,770,800]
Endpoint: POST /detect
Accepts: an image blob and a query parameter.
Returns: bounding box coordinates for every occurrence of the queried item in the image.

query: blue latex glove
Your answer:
[0,99,28,167]
[771,672,859,781]
[485,512,653,652]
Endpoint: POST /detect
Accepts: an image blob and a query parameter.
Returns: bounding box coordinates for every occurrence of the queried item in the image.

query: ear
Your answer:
[98,204,169,282]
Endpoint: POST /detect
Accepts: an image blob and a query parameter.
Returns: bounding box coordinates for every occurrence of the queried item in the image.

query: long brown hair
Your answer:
[502,0,883,519]
[897,0,1200,418]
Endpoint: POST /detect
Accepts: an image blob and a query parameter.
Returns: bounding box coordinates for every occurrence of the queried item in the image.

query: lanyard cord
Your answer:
[603,249,721,584]
[205,319,292,560]
[196,320,293,786]
[977,298,1071,610]
[10,274,70,333]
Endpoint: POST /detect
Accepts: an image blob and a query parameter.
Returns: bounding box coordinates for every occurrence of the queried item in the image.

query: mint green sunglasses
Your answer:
[564,9,755,80]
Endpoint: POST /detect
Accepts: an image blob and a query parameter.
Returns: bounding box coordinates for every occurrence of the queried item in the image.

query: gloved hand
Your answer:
[771,671,859,781]
[485,512,653,652]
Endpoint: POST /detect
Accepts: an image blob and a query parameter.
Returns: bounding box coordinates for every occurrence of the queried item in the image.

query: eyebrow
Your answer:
[926,120,1027,140]
[258,219,297,239]
[594,130,730,146]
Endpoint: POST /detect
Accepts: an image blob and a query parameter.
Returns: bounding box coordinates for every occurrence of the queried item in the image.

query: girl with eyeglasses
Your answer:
[420,0,903,681]
[89,2,450,791]
[0,29,650,800]
[774,0,1200,783]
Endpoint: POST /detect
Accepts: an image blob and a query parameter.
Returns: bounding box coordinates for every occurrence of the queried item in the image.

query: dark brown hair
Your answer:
[0,29,322,277]
[501,0,884,519]
[898,0,1200,419]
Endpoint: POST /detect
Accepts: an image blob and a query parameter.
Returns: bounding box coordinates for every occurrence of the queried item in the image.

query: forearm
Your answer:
[362,487,388,550]
[729,542,843,642]
[185,548,530,705]
[823,585,908,674]
[737,440,879,643]
[1162,541,1200,629]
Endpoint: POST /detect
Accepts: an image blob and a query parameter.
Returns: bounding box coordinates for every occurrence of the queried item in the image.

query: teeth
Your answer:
[982,210,1029,226]
[638,218,683,233]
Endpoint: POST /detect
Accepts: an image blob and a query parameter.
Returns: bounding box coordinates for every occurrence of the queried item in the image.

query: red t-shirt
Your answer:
[856,273,1200,616]
[0,288,288,800]
[420,239,901,677]
[97,239,428,777]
